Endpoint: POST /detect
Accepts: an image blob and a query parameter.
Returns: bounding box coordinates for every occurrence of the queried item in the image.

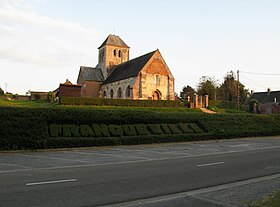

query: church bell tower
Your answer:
[96,34,130,79]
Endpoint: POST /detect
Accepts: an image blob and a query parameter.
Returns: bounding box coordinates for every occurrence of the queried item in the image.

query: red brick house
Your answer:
[57,79,81,98]
[77,66,104,98]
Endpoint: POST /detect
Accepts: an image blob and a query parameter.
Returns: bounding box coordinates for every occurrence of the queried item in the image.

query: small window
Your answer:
[113,49,116,56]
[118,50,121,58]
[110,89,114,98]
[126,86,130,98]
[103,91,107,98]
[117,88,122,98]
[154,74,160,85]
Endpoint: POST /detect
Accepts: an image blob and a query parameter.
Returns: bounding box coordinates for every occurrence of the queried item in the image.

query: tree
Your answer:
[0,87,4,95]
[217,71,249,104]
[217,71,236,101]
[197,76,217,100]
[180,85,196,100]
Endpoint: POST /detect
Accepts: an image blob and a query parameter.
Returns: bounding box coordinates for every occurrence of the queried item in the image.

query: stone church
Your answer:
[77,34,175,100]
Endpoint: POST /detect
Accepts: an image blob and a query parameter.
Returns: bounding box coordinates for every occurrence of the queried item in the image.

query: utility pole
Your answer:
[237,70,240,110]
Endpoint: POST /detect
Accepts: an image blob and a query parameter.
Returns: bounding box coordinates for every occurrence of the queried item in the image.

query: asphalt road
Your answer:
[1,137,280,207]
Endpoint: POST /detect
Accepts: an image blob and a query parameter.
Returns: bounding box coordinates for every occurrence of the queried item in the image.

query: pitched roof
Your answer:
[63,79,73,85]
[247,90,280,104]
[79,66,104,82]
[98,34,129,49]
[102,50,157,84]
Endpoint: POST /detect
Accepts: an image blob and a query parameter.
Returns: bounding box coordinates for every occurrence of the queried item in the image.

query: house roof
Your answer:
[247,90,280,104]
[79,66,104,82]
[63,79,73,85]
[102,50,157,84]
[98,34,129,49]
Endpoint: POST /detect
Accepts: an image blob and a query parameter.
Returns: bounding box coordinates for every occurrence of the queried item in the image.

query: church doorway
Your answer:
[152,90,161,100]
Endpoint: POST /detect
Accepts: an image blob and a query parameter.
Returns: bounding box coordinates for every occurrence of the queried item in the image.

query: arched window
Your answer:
[126,86,131,98]
[103,91,107,98]
[117,88,122,98]
[110,89,114,98]
[113,49,116,56]
[154,74,160,85]
[118,50,121,58]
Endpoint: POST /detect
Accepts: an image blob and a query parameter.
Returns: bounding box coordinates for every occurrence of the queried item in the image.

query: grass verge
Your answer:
[251,191,280,207]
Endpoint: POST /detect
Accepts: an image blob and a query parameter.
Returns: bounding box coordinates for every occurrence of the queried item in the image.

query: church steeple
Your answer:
[96,34,130,79]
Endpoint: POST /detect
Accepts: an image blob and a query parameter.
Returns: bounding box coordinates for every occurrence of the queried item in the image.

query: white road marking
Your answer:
[197,161,224,167]
[26,179,77,186]
[113,147,187,155]
[1,145,280,174]
[70,151,151,160]
[0,162,30,169]
[16,154,89,163]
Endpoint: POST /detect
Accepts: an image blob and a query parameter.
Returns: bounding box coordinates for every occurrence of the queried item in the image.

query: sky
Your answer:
[0,0,280,95]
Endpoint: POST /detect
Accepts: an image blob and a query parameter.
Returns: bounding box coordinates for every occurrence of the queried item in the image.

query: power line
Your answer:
[239,71,280,76]
[240,74,267,88]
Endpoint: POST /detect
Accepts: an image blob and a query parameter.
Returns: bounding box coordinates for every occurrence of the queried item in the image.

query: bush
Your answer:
[0,88,4,96]
[60,97,183,108]
[0,106,280,150]
[209,100,237,109]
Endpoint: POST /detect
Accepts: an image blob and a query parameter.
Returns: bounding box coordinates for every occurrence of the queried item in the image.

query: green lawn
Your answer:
[251,191,280,207]
[0,96,248,114]
[0,96,202,113]
[0,97,57,108]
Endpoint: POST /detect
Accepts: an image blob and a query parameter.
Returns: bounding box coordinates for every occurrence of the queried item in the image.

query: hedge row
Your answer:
[209,100,237,109]
[0,106,280,150]
[60,97,183,107]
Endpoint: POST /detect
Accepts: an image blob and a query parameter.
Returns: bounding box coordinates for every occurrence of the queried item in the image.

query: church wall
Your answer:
[132,77,140,99]
[141,58,175,100]
[81,81,101,98]
[101,77,135,99]
[100,55,175,100]
[140,72,170,100]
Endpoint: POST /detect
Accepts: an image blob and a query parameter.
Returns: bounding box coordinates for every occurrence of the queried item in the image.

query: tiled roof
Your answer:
[247,90,280,104]
[98,34,129,49]
[102,50,156,84]
[79,66,104,82]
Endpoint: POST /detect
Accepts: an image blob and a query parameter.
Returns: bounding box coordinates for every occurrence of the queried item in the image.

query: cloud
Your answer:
[0,47,52,65]
[0,1,98,34]
[0,25,14,32]
[0,1,102,66]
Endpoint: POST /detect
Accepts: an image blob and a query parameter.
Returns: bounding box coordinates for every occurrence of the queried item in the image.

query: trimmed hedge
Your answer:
[60,97,183,107]
[0,106,280,150]
[209,100,237,109]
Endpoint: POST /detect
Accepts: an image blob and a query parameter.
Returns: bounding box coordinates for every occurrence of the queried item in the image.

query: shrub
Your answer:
[59,97,183,108]
[0,106,280,150]
[0,88,4,95]
[209,100,237,109]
